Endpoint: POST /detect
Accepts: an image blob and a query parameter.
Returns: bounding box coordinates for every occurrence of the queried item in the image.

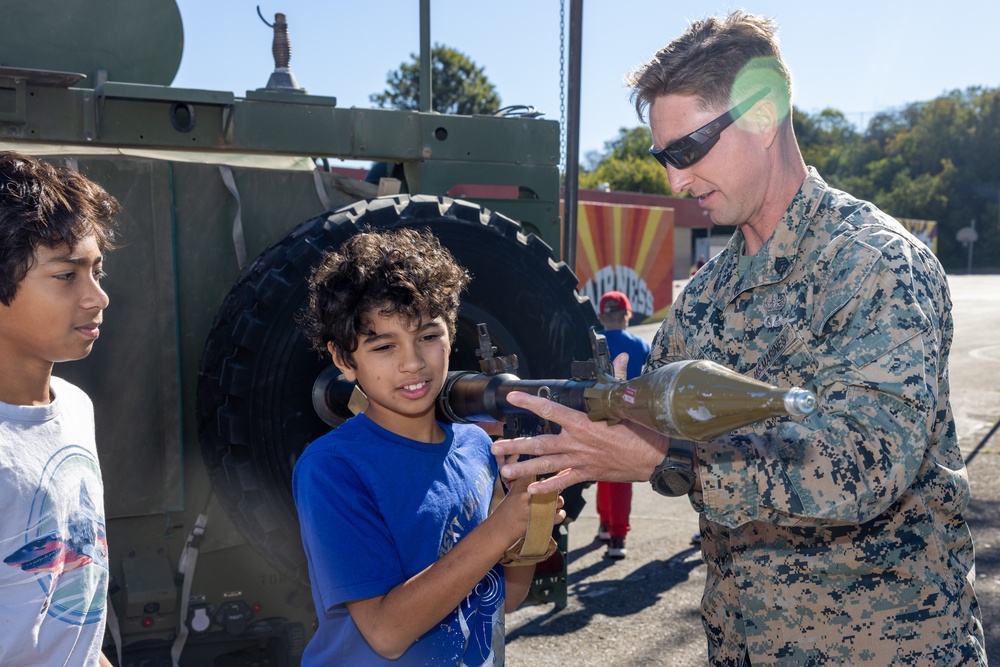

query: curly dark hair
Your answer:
[0,151,120,306]
[303,227,470,368]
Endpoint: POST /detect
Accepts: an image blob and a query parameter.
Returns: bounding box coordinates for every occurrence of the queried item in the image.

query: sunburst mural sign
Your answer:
[574,201,675,324]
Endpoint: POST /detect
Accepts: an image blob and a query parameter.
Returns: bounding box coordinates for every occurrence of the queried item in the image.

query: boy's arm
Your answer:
[503,563,536,612]
[99,651,113,667]
[346,475,536,660]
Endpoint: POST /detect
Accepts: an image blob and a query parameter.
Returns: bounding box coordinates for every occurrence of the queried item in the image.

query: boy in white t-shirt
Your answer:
[0,151,120,667]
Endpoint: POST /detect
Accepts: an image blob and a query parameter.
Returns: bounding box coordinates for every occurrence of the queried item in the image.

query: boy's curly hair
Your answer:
[303,227,470,368]
[0,151,120,306]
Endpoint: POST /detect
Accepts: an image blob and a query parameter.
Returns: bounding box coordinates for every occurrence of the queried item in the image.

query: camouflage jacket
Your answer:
[647,169,986,665]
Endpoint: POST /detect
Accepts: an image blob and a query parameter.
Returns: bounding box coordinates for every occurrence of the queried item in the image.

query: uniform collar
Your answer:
[704,167,828,308]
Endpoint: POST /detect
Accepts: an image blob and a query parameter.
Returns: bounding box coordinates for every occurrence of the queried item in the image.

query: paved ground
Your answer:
[505,274,1000,666]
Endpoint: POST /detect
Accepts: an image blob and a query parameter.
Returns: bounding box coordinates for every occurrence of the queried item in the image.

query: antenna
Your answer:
[256,6,307,94]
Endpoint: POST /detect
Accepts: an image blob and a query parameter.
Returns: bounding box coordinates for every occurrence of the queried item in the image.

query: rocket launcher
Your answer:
[311,325,817,565]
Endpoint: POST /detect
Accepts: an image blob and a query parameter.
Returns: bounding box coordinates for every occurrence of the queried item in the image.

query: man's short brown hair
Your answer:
[626,11,792,122]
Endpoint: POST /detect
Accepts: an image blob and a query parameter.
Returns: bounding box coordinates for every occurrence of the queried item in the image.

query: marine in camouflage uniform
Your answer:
[491,10,988,665]
[647,167,986,665]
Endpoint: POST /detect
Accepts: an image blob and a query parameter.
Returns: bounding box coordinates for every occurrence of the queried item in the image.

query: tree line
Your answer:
[371,46,996,272]
[580,87,1000,272]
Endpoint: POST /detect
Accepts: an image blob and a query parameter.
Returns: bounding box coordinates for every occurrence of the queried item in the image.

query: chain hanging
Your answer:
[559,0,567,173]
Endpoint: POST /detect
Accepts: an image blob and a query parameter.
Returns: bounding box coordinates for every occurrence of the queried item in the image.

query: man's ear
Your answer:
[328,342,356,382]
[748,98,780,149]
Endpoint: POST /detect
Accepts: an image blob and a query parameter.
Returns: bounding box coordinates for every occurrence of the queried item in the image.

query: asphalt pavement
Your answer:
[505,274,1000,666]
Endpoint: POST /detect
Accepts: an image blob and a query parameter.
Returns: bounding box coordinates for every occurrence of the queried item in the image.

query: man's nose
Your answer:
[666,164,693,194]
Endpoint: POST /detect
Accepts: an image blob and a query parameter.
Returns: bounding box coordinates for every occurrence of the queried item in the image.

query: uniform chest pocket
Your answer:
[752,323,819,393]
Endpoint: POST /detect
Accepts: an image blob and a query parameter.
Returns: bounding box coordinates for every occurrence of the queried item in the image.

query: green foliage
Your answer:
[578,127,678,195]
[793,107,859,174]
[819,87,1000,271]
[584,87,1000,271]
[369,44,500,115]
[579,155,675,194]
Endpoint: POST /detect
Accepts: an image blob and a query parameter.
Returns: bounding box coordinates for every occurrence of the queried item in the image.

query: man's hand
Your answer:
[490,389,669,495]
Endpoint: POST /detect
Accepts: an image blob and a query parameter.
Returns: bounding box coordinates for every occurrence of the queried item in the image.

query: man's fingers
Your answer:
[490,390,602,493]
[504,390,577,423]
[492,432,552,461]
[496,446,555,480]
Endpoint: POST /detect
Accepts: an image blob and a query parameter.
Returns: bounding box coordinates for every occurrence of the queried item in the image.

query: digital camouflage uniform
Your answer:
[647,169,986,665]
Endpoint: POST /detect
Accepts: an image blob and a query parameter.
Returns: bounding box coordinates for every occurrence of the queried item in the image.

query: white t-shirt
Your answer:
[0,377,109,667]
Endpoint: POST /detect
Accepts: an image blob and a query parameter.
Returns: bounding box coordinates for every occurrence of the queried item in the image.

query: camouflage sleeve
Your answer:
[699,232,950,529]
[644,290,690,373]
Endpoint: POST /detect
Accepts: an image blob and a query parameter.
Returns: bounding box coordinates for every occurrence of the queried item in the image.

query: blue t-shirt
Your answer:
[292,414,504,666]
[601,328,651,380]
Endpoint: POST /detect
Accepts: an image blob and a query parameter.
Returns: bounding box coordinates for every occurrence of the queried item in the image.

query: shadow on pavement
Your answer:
[508,544,703,640]
[964,433,999,664]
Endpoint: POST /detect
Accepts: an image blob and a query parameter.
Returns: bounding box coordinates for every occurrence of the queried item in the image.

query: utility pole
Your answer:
[561,0,582,271]
[957,219,978,275]
[419,0,431,112]
[967,218,976,275]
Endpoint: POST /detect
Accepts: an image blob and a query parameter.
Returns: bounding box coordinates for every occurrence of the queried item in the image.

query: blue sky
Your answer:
[171,1,1000,166]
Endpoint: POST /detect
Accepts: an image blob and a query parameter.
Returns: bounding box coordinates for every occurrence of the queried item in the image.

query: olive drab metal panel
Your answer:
[1,2,588,664]
[0,0,184,87]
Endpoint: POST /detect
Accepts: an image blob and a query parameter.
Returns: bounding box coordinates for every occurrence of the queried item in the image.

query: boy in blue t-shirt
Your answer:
[293,227,561,665]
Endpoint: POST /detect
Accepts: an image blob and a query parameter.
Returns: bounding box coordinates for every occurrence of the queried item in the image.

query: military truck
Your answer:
[0,1,596,664]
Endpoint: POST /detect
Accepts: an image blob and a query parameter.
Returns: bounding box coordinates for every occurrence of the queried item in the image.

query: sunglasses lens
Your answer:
[648,89,768,171]
[666,139,701,169]
[650,147,669,168]
[650,145,689,169]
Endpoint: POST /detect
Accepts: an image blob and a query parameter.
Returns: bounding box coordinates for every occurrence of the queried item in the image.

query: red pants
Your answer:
[596,481,632,538]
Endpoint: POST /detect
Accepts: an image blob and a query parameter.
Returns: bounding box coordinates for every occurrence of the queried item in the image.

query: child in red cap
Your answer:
[595,291,650,559]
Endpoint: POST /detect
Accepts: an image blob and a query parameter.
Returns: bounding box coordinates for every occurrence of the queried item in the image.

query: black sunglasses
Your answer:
[649,87,771,170]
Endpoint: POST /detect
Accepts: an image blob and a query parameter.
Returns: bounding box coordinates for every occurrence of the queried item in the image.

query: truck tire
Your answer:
[197,195,597,583]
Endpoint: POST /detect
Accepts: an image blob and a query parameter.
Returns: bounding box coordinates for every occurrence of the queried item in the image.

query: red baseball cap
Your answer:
[599,290,631,314]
